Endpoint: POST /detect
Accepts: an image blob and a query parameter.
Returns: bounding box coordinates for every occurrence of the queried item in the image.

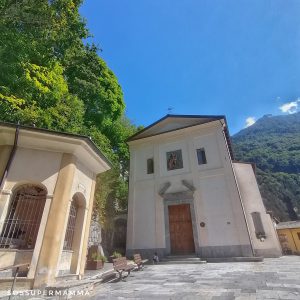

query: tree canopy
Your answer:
[0,0,139,234]
[0,0,125,132]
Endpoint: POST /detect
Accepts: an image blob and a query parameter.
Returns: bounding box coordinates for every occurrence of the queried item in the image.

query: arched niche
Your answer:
[62,192,86,274]
[0,183,47,249]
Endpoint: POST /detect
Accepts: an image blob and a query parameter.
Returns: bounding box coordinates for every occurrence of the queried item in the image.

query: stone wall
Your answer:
[88,215,104,256]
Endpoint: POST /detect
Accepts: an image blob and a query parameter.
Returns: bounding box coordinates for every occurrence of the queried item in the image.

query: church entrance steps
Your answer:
[205,256,264,263]
[166,254,198,259]
[161,255,207,264]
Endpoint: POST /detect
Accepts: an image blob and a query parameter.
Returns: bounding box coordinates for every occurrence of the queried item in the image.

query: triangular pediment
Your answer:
[128,114,225,142]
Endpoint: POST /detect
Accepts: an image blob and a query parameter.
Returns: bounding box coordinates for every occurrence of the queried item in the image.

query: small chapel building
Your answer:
[126,114,281,260]
[0,122,110,288]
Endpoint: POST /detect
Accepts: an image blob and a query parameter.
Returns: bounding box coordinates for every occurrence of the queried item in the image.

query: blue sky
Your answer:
[80,0,300,134]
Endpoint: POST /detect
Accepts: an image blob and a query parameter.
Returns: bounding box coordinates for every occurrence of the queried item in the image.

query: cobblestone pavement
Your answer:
[91,256,300,300]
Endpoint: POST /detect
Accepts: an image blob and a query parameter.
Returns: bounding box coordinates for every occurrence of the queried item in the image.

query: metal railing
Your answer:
[63,201,77,250]
[0,263,29,300]
[0,185,46,249]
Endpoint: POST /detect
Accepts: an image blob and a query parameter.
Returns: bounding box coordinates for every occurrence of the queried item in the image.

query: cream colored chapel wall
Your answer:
[70,161,94,206]
[3,147,62,194]
[56,160,94,275]
[0,147,62,276]
[0,147,62,238]
[0,146,96,277]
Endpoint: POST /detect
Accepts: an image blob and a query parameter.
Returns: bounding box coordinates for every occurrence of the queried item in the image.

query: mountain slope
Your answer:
[232,112,300,221]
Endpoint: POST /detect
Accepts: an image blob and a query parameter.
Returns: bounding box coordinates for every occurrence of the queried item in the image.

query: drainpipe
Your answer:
[219,120,255,257]
[0,125,20,192]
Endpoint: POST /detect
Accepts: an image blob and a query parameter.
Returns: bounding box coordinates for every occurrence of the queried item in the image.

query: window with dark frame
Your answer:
[197,148,207,165]
[147,158,154,174]
[251,211,266,239]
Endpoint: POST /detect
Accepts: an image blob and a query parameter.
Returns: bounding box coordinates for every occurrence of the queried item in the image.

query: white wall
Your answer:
[233,163,282,257]
[193,133,223,171]
[70,161,94,207]
[132,180,156,248]
[127,122,252,255]
[196,174,242,246]
[134,144,154,181]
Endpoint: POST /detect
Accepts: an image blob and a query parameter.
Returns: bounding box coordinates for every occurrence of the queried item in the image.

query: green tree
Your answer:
[0,0,139,245]
[0,0,87,132]
[65,45,125,128]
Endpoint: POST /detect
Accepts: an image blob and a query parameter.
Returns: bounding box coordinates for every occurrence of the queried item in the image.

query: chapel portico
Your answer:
[0,122,110,288]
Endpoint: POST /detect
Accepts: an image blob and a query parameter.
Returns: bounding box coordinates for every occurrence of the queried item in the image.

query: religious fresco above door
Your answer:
[166,149,183,170]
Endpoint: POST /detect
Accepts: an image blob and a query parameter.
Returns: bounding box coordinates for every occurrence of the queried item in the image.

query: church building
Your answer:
[126,115,281,260]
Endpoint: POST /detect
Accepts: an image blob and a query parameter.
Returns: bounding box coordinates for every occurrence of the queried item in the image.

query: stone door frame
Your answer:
[163,192,200,255]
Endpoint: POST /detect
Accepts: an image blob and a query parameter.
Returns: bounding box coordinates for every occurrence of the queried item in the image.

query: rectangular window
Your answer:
[166,150,183,171]
[197,148,207,165]
[147,158,154,174]
[251,212,266,239]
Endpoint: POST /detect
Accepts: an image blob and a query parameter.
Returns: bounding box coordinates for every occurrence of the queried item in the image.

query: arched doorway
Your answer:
[0,184,47,249]
[61,192,86,274]
[63,200,78,251]
[113,217,127,254]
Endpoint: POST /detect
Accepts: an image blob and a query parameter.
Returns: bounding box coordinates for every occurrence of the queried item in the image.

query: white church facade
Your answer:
[126,115,281,260]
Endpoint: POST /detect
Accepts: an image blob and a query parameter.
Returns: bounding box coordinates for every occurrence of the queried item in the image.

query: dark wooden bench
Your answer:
[133,254,148,270]
[112,257,135,280]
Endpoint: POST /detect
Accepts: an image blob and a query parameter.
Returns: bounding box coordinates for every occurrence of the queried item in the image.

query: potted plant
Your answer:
[108,250,122,262]
[86,252,107,270]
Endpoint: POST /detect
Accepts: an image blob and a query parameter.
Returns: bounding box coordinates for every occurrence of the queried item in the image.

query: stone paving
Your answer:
[90,256,300,300]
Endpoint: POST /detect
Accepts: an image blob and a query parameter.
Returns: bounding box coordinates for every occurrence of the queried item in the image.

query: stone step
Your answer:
[165,254,199,259]
[161,255,207,264]
[160,260,207,264]
[163,258,203,262]
[205,256,264,263]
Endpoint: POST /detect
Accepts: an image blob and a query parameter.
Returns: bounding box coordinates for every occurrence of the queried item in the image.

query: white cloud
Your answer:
[245,117,256,127]
[279,98,300,114]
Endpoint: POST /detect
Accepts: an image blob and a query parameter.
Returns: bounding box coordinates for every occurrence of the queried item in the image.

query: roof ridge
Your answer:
[127,114,225,142]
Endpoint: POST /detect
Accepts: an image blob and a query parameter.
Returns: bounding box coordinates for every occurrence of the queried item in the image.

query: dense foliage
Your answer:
[0,0,138,231]
[232,112,300,221]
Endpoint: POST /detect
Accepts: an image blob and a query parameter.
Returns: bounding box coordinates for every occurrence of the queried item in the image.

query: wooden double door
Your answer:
[168,204,195,254]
